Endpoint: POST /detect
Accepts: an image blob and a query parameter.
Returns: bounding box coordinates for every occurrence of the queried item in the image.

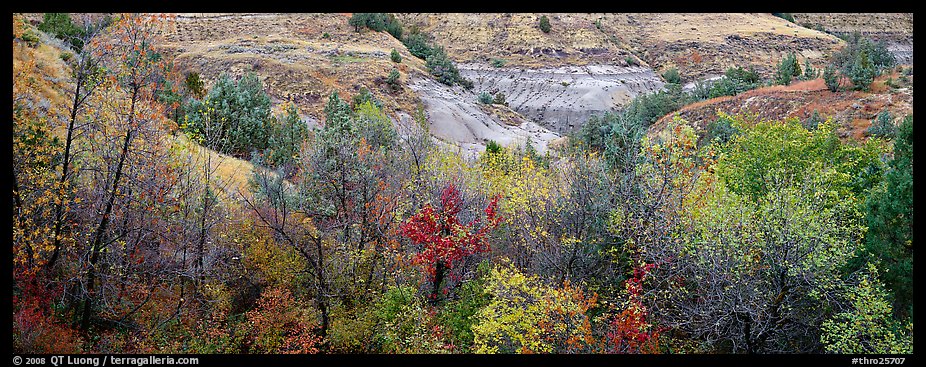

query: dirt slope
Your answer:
[651,74,914,142]
[397,13,843,82]
[792,13,913,65]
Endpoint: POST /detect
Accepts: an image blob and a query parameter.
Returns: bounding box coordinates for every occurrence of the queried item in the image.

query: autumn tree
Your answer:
[46,14,112,271]
[401,183,501,304]
[78,13,177,332]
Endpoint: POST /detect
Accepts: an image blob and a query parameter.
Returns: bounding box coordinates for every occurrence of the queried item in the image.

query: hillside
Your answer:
[792,13,913,65]
[651,72,914,142]
[398,13,842,81]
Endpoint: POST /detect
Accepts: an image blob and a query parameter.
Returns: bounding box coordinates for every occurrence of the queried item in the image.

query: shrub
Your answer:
[402,31,433,60]
[802,110,824,131]
[384,14,404,39]
[775,52,801,85]
[801,59,819,80]
[386,69,401,91]
[772,13,795,23]
[704,114,740,146]
[485,140,502,155]
[348,13,389,32]
[38,13,84,51]
[184,72,206,100]
[390,48,402,63]
[662,67,681,84]
[867,110,895,138]
[490,58,506,68]
[492,92,507,106]
[427,46,471,88]
[625,55,639,67]
[539,15,551,33]
[352,86,383,109]
[823,64,840,92]
[321,32,330,39]
[477,91,493,104]
[831,32,894,91]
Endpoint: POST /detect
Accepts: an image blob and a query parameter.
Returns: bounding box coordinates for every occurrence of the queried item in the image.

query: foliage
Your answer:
[403,31,434,60]
[38,13,85,51]
[386,69,401,91]
[493,92,507,106]
[183,72,272,156]
[401,184,502,302]
[820,264,913,354]
[243,287,322,353]
[485,140,502,155]
[472,262,598,353]
[716,117,884,203]
[662,67,681,84]
[831,32,895,91]
[802,110,825,131]
[851,116,913,318]
[772,13,795,23]
[702,114,740,146]
[427,46,473,89]
[391,48,402,63]
[266,103,310,171]
[775,52,801,85]
[184,72,206,99]
[823,64,840,92]
[491,58,506,68]
[539,15,551,33]
[478,91,493,104]
[438,263,491,352]
[867,110,896,139]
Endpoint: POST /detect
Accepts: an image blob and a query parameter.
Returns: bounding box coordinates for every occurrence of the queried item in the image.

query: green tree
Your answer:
[823,64,840,92]
[662,67,681,84]
[184,71,206,99]
[539,15,551,33]
[852,116,912,318]
[390,48,402,63]
[821,264,913,354]
[38,13,85,51]
[775,52,801,85]
[267,103,309,171]
[478,91,493,104]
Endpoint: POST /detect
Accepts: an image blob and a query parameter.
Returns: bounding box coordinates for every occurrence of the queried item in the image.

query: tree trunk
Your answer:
[80,89,137,331]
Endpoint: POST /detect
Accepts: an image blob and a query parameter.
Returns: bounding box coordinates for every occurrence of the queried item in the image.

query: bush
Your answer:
[492,92,507,106]
[182,72,272,156]
[384,14,404,39]
[490,58,506,68]
[352,86,383,109]
[831,32,895,91]
[386,69,401,91]
[321,32,330,39]
[485,140,502,155]
[390,48,402,63]
[348,13,389,33]
[402,31,433,60]
[800,59,819,80]
[477,91,493,104]
[426,46,471,88]
[704,114,740,146]
[772,13,795,23]
[539,15,551,33]
[802,110,824,131]
[184,72,206,100]
[662,67,681,84]
[867,111,895,138]
[775,52,801,85]
[625,55,639,67]
[38,13,84,51]
[824,64,840,92]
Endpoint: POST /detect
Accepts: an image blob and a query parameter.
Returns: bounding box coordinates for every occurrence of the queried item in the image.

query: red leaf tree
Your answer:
[401,184,501,303]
